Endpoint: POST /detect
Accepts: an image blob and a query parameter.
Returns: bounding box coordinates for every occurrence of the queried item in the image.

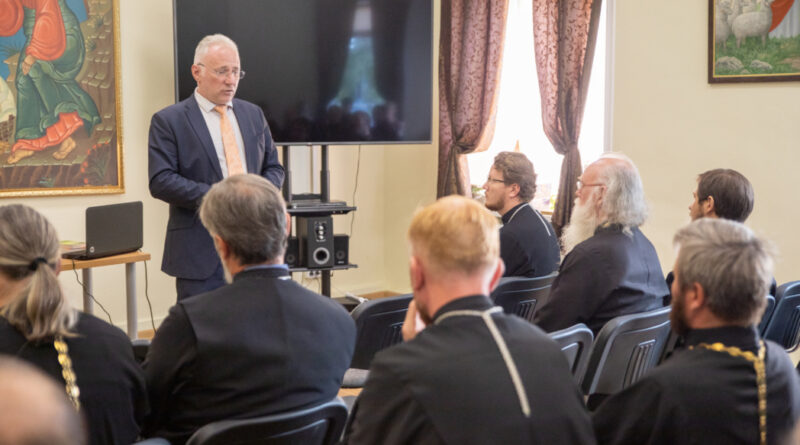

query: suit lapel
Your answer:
[183,96,224,180]
[232,100,259,173]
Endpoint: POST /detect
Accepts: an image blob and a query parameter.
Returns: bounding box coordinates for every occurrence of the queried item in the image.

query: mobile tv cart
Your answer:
[282,145,357,297]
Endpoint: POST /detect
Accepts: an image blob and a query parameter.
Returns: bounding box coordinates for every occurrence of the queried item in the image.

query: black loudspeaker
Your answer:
[333,234,349,266]
[296,216,334,268]
[284,236,300,268]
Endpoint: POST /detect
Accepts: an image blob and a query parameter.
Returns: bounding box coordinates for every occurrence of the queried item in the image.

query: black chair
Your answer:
[581,306,672,410]
[185,397,348,445]
[764,281,800,350]
[757,294,777,335]
[132,338,151,364]
[490,272,557,322]
[342,293,413,388]
[548,323,593,384]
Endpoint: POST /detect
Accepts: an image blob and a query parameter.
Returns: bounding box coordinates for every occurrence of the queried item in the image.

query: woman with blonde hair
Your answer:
[0,204,147,445]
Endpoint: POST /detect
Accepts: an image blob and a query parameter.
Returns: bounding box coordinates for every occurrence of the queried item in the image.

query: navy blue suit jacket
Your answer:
[148,96,284,279]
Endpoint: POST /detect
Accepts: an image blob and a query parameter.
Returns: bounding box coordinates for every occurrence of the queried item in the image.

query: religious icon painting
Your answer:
[0,0,123,197]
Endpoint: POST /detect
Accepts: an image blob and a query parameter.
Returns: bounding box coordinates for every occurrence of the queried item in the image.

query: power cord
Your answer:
[350,145,361,237]
[69,258,113,324]
[142,255,157,333]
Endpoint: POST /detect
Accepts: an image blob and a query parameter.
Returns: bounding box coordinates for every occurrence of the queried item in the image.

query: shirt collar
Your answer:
[194,88,233,113]
[432,295,494,323]
[502,202,527,224]
[684,325,760,353]
[233,264,290,281]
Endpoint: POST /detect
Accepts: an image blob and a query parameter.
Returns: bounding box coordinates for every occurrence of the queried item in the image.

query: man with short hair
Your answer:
[534,153,669,334]
[0,357,86,445]
[483,151,560,278]
[343,196,596,445]
[689,168,754,222]
[592,218,800,445]
[143,174,355,445]
[149,34,284,300]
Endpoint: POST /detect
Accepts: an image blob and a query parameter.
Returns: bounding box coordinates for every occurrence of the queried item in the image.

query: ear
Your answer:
[683,282,708,313]
[507,183,521,200]
[409,255,425,294]
[191,64,202,82]
[703,196,717,217]
[54,257,62,277]
[489,258,505,293]
[284,212,291,237]
[212,234,230,262]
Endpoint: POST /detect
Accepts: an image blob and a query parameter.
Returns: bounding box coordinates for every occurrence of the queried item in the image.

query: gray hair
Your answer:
[194,34,239,64]
[673,218,773,326]
[0,357,86,445]
[200,174,287,265]
[598,153,648,227]
[0,205,76,341]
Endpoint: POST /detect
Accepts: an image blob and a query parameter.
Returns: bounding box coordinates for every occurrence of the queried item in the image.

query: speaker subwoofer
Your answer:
[333,234,349,266]
[297,216,334,268]
[284,236,300,268]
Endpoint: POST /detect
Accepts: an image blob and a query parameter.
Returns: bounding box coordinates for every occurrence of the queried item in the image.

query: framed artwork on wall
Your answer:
[0,0,123,197]
[709,0,800,83]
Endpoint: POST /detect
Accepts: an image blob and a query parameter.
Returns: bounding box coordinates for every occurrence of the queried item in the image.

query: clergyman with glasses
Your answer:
[148,34,284,301]
[482,151,560,278]
[533,153,669,336]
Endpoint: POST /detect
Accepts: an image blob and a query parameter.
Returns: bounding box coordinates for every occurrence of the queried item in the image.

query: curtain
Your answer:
[437,0,508,197]
[532,0,603,236]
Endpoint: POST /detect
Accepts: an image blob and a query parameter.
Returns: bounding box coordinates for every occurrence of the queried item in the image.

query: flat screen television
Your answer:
[173,0,433,145]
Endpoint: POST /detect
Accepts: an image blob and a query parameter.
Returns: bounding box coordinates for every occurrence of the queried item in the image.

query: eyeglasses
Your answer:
[576,179,605,190]
[197,63,246,80]
[486,177,506,185]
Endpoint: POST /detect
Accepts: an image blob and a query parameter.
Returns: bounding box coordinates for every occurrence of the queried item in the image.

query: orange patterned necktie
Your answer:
[214,105,245,176]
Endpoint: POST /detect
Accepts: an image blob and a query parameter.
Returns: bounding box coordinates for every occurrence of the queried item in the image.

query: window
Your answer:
[468,0,609,213]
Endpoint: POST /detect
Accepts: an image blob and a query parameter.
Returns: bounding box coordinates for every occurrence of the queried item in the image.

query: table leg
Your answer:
[126,262,138,339]
[322,270,331,297]
[82,268,93,314]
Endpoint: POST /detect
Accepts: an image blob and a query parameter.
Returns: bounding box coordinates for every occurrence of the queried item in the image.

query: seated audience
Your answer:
[592,218,800,445]
[143,174,356,444]
[483,151,560,278]
[671,168,776,297]
[0,204,147,445]
[343,196,596,445]
[0,356,86,445]
[534,153,669,334]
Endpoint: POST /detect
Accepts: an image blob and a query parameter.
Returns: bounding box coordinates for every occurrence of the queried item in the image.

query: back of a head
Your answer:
[407,195,499,277]
[200,174,287,265]
[697,168,754,222]
[0,205,74,341]
[492,151,537,202]
[595,153,648,227]
[673,218,773,326]
[0,357,86,445]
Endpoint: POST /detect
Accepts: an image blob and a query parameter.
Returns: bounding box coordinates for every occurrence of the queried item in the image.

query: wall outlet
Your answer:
[306,270,321,279]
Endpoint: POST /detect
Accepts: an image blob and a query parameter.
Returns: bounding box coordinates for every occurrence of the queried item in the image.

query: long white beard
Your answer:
[561,197,600,256]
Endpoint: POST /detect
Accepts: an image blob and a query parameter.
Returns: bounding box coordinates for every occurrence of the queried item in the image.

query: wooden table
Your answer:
[61,251,150,339]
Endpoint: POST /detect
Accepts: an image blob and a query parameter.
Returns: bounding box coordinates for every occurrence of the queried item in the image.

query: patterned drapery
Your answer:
[437,0,508,197]
[532,0,603,236]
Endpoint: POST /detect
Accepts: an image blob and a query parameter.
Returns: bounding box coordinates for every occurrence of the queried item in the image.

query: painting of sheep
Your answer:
[710,0,800,82]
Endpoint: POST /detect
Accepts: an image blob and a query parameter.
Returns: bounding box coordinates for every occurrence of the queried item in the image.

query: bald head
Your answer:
[0,358,85,445]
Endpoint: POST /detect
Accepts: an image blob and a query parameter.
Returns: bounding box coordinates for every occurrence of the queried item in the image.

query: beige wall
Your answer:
[613,1,800,285]
[2,1,438,331]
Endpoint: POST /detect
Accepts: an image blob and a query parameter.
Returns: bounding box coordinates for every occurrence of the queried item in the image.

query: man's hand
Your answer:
[21,54,36,75]
[401,299,426,341]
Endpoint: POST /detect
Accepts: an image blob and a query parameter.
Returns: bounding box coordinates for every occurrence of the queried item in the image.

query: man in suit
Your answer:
[149,33,284,300]
[482,151,560,278]
[592,218,800,445]
[142,174,355,445]
[533,153,669,334]
[343,196,595,445]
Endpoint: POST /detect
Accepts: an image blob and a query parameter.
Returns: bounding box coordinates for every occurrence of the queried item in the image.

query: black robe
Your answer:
[592,326,800,445]
[499,203,560,278]
[343,295,596,445]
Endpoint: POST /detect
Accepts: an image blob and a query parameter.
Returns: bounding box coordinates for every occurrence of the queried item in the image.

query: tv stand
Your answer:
[282,145,357,297]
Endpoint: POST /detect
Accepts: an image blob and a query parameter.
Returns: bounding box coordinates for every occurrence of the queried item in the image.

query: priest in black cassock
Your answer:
[592,218,800,445]
[342,195,596,445]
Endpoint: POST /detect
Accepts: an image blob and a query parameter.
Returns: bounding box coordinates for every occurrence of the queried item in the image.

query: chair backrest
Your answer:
[581,306,672,398]
[186,397,348,445]
[764,282,800,350]
[349,293,413,369]
[490,272,557,322]
[547,323,594,384]
[757,294,777,335]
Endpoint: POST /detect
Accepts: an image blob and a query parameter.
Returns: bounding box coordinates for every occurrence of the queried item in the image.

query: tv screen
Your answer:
[173,0,433,145]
